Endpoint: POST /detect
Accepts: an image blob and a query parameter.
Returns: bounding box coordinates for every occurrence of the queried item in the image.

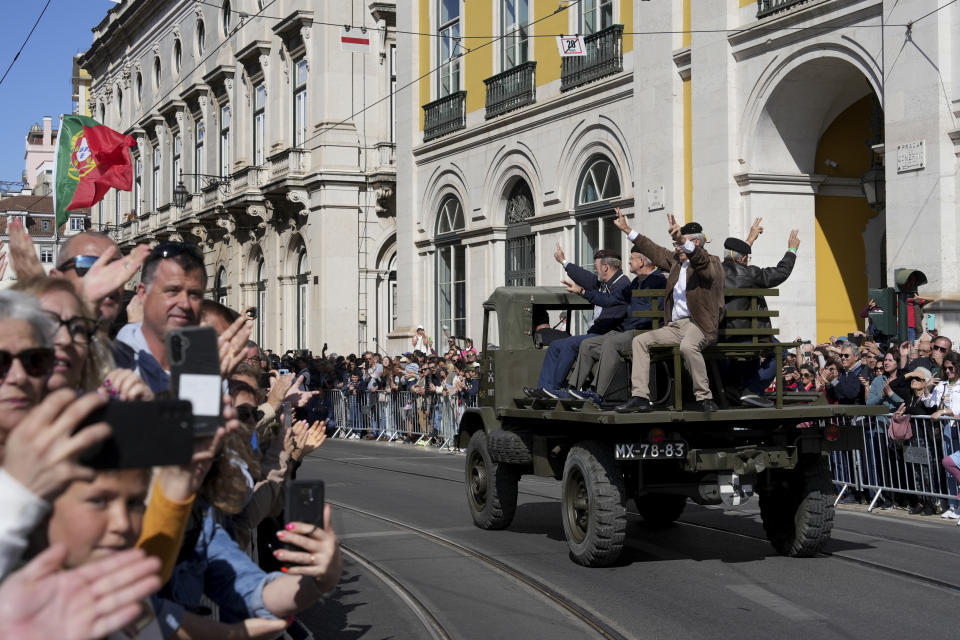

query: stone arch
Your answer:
[421,165,470,238]
[740,45,881,174]
[285,232,307,276]
[245,244,264,282]
[482,143,544,225]
[556,115,634,210]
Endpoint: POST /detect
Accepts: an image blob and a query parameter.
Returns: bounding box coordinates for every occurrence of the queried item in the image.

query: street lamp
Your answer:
[172,171,229,209]
[860,165,885,210]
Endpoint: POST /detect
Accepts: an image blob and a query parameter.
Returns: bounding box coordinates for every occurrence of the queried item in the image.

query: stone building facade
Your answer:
[394,0,960,349]
[80,0,397,354]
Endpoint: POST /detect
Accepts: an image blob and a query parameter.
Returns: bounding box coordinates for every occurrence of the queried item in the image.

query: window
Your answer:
[437,0,461,97]
[194,120,205,190]
[41,220,50,232]
[152,144,160,211]
[256,258,266,343]
[253,84,265,165]
[219,104,231,177]
[40,246,54,263]
[215,267,227,306]
[153,57,161,90]
[293,60,307,147]
[114,191,121,226]
[134,157,142,217]
[197,20,206,55]
[435,195,466,343]
[501,0,530,70]
[504,181,535,286]
[222,1,232,35]
[581,0,614,35]
[577,156,621,206]
[174,39,182,74]
[172,134,182,197]
[387,255,398,333]
[136,72,143,103]
[69,217,85,231]
[116,87,123,119]
[389,45,396,144]
[296,252,309,350]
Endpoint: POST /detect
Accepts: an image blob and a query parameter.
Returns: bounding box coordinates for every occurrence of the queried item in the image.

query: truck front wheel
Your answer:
[561,442,627,567]
[759,455,835,557]
[465,430,518,529]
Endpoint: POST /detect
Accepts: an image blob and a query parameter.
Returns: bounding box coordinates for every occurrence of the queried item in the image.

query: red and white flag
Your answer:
[341,27,371,54]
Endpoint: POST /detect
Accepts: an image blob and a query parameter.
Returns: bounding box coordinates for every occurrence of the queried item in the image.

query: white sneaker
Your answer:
[940,508,960,519]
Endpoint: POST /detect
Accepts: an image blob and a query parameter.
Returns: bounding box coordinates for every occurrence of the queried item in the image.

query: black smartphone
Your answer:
[245,306,257,320]
[285,479,325,527]
[78,400,193,469]
[167,326,223,437]
[847,332,865,347]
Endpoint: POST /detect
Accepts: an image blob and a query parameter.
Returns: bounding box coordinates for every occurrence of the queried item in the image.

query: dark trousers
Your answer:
[537,334,592,391]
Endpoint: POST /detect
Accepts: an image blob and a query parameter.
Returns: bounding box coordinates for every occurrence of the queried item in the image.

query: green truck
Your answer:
[458,286,883,567]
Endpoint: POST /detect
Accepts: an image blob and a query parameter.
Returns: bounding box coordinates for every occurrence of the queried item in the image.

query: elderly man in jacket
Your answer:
[565,249,667,404]
[613,210,725,413]
[722,229,800,405]
[523,246,630,398]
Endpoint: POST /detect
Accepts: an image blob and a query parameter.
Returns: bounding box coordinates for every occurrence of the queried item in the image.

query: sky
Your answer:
[0,0,117,187]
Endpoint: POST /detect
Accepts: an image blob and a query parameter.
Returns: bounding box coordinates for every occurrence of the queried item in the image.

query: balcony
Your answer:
[484,61,536,120]
[423,91,466,142]
[560,25,624,92]
[757,0,811,19]
[268,148,310,180]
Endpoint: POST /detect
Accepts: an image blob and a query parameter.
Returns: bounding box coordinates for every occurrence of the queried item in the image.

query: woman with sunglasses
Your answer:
[923,352,960,520]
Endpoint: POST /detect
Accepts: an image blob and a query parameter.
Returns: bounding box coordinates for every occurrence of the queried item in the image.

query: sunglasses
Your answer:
[45,312,96,345]
[934,345,949,353]
[236,404,265,423]
[840,353,855,359]
[145,242,204,266]
[0,348,56,379]
[944,366,956,372]
[56,255,99,277]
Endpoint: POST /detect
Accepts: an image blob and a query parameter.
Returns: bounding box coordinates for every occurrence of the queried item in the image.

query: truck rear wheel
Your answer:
[759,456,834,557]
[561,442,627,567]
[465,430,518,529]
[635,494,687,528]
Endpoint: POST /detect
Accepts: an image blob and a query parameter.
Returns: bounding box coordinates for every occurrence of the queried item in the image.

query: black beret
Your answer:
[680,222,702,235]
[723,237,752,255]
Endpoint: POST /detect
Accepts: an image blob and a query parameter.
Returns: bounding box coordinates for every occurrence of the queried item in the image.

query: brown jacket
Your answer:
[633,234,725,343]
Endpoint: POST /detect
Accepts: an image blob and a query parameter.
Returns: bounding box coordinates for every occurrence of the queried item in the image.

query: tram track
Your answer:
[331,499,631,640]
[311,449,960,595]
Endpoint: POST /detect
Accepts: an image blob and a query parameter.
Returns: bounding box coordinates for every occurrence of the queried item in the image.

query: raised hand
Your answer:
[218,314,253,378]
[613,208,632,234]
[553,242,566,264]
[561,278,584,296]
[7,219,44,281]
[275,505,343,594]
[788,229,801,251]
[125,295,143,323]
[75,244,150,313]
[746,217,764,245]
[666,213,682,243]
[100,368,154,401]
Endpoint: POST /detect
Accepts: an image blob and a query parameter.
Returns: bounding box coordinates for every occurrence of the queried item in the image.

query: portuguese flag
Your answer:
[53,115,137,228]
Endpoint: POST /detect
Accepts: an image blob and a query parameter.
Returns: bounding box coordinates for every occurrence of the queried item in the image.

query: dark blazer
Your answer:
[832,362,867,404]
[564,262,630,334]
[582,269,667,331]
[723,252,796,331]
[632,235,725,343]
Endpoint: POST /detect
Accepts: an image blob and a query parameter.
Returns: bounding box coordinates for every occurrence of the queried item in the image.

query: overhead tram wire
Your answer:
[0,0,53,89]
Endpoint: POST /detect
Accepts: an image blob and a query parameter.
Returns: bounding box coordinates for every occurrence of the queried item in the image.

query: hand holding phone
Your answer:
[167,327,223,437]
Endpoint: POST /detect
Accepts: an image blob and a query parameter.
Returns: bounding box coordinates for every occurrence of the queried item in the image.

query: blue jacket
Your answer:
[582,269,667,331]
[831,362,868,405]
[564,263,631,334]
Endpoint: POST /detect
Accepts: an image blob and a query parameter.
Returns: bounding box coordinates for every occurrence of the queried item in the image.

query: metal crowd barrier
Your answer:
[328,389,476,450]
[828,414,960,513]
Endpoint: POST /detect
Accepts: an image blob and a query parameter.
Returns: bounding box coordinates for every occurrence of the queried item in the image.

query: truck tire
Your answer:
[759,456,834,557]
[561,441,627,567]
[465,430,519,530]
[635,494,687,528]
[488,429,533,465]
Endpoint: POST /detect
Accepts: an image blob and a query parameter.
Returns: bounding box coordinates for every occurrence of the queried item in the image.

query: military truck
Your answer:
[458,286,882,567]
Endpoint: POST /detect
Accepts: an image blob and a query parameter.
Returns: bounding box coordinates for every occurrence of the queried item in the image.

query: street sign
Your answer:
[556,35,586,57]
[896,140,925,173]
[341,28,371,54]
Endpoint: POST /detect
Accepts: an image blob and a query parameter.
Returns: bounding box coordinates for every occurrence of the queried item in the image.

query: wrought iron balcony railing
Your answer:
[757,0,810,19]
[484,61,537,120]
[560,24,623,92]
[423,91,467,142]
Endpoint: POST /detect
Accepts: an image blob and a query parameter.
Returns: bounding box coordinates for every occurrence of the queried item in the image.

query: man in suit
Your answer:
[565,249,667,403]
[613,210,725,413]
[523,246,630,398]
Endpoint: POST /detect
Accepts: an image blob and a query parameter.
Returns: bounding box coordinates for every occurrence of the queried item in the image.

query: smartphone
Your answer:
[245,306,257,320]
[285,479,325,527]
[167,326,223,437]
[78,400,193,469]
[927,314,936,331]
[278,368,290,376]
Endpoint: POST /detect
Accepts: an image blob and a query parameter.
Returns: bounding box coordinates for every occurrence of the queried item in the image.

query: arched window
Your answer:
[153,57,161,90]
[256,258,266,344]
[387,255,398,334]
[173,39,182,74]
[136,72,143,103]
[116,87,123,119]
[435,195,465,344]
[222,0,232,35]
[295,251,309,350]
[576,155,622,265]
[505,180,535,286]
[215,267,227,305]
[197,20,206,55]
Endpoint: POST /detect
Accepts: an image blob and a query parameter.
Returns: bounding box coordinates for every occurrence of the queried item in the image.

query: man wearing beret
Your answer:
[613,210,725,412]
[723,227,800,405]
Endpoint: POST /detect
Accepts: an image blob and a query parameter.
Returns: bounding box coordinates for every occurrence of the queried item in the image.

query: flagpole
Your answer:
[52,114,63,266]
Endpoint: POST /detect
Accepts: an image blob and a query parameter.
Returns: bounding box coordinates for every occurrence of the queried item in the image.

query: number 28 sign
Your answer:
[556,35,586,57]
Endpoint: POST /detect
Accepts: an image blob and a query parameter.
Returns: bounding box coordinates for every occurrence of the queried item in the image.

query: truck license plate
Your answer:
[615,441,686,460]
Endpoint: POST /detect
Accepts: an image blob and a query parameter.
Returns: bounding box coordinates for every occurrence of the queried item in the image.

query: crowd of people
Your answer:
[0,225,340,639]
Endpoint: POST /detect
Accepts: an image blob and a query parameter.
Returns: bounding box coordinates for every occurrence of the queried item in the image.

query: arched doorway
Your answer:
[505,179,535,286]
[256,257,266,345]
[295,250,309,350]
[749,57,883,341]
